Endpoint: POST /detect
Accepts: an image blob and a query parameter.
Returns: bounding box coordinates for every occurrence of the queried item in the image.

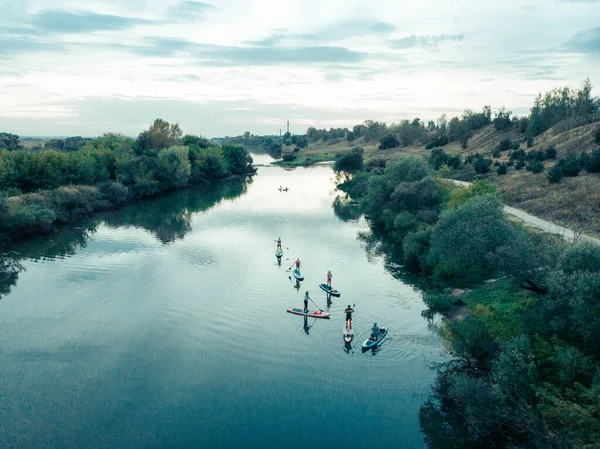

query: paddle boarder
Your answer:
[345,305,354,327]
[277,237,282,252]
[295,257,301,272]
[304,291,310,313]
[371,322,379,341]
[326,269,332,288]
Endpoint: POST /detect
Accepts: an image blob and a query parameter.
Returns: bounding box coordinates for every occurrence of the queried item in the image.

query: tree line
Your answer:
[0,119,255,244]
[307,79,598,151]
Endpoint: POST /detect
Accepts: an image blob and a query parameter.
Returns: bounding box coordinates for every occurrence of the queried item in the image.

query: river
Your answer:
[0,158,445,449]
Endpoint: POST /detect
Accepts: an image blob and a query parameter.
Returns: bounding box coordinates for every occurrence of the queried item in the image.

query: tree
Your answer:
[546,164,564,183]
[296,137,308,148]
[221,144,254,174]
[333,148,364,173]
[429,194,515,280]
[0,133,22,151]
[595,126,600,146]
[493,107,512,130]
[428,147,448,170]
[182,134,209,149]
[379,133,399,150]
[545,146,557,160]
[144,118,183,151]
[243,131,251,139]
[497,163,508,175]
[474,157,492,173]
[583,147,600,173]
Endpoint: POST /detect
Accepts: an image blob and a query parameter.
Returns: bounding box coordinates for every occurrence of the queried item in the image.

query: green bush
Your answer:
[546,164,564,183]
[428,147,448,170]
[545,146,557,160]
[594,125,600,145]
[497,163,508,175]
[447,155,462,170]
[558,155,582,177]
[334,148,363,173]
[583,147,600,173]
[526,160,544,173]
[403,228,432,271]
[499,138,512,151]
[379,133,400,150]
[429,194,514,280]
[473,157,492,173]
[99,181,130,206]
[281,153,297,162]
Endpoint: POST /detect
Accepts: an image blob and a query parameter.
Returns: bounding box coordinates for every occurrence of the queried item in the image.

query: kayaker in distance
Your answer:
[345,305,354,327]
[304,291,310,313]
[326,269,332,288]
[371,322,379,341]
[295,258,301,271]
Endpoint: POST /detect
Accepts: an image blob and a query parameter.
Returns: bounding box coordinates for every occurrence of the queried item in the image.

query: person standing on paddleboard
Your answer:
[295,258,301,271]
[326,269,332,288]
[277,237,282,252]
[304,291,310,313]
[345,305,354,327]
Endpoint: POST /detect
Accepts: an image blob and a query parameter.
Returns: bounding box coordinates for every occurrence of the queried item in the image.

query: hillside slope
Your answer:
[301,120,600,238]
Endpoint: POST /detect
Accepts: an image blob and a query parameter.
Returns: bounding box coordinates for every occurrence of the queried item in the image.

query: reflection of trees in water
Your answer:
[99,179,248,244]
[0,179,249,299]
[0,256,23,299]
[332,196,362,222]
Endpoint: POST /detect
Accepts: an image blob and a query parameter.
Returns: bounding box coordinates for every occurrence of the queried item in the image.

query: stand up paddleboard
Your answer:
[293,269,304,281]
[319,283,341,297]
[287,308,330,319]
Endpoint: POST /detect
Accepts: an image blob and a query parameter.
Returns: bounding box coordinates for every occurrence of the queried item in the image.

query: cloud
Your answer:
[165,74,203,82]
[167,1,216,22]
[118,37,367,65]
[297,19,396,41]
[31,9,151,33]
[565,26,600,53]
[246,18,396,47]
[0,37,63,56]
[389,33,465,49]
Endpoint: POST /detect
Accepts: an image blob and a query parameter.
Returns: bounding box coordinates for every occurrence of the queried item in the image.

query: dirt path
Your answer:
[449,179,600,245]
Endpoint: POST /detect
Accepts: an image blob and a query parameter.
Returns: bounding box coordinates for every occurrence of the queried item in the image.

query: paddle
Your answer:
[307,294,323,312]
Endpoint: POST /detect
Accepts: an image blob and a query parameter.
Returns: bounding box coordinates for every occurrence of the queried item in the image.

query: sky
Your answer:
[0,0,599,138]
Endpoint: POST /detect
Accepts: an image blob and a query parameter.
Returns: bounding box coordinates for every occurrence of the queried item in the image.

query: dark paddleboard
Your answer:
[319,283,341,297]
[362,327,388,350]
[293,269,304,281]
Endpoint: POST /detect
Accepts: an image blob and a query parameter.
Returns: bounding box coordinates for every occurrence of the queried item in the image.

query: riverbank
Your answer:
[0,121,256,246]
[333,154,600,448]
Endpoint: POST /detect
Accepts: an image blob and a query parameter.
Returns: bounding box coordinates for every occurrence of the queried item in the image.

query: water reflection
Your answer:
[0,179,249,300]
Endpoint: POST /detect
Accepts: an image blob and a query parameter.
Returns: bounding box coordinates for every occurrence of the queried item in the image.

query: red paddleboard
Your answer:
[287,308,330,319]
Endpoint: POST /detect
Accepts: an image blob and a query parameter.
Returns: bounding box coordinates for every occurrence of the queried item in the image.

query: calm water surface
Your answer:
[1,160,445,449]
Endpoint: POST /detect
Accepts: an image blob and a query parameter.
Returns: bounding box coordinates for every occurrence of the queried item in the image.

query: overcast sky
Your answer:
[1,0,599,137]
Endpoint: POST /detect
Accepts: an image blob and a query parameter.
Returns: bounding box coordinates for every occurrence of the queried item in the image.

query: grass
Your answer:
[452,279,536,341]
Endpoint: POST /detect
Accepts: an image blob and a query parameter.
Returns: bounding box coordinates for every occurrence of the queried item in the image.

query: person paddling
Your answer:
[371,322,379,341]
[277,237,282,252]
[295,258,301,272]
[304,291,310,313]
[326,269,333,288]
[345,305,354,327]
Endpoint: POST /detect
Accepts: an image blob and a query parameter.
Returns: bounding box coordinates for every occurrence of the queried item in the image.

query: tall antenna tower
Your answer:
[287,121,289,133]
